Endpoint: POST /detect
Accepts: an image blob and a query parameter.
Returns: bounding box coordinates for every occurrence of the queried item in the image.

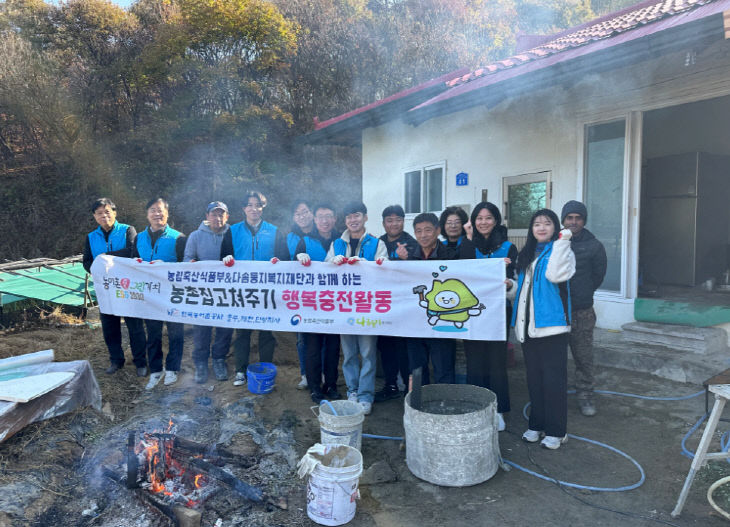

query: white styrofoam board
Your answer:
[0,371,74,403]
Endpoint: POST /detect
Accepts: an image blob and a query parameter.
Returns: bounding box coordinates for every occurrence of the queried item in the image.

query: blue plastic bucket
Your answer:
[247,362,277,394]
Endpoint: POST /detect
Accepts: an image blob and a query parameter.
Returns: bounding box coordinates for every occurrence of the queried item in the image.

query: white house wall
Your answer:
[360,36,730,330]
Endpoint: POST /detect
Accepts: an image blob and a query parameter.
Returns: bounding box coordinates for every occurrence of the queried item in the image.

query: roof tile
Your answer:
[444,0,715,89]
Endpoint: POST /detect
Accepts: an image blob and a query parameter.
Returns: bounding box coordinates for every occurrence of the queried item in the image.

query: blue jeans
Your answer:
[340,334,377,403]
[192,325,234,366]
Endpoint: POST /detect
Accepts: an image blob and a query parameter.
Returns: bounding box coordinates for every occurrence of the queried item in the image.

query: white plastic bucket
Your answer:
[313,400,364,451]
[307,445,363,526]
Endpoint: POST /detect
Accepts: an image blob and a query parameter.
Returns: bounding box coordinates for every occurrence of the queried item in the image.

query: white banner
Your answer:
[91,255,506,340]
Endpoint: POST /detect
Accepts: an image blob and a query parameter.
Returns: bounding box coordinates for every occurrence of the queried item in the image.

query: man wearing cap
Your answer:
[561,200,607,417]
[184,201,234,383]
[220,190,289,387]
[375,205,417,401]
[326,201,388,415]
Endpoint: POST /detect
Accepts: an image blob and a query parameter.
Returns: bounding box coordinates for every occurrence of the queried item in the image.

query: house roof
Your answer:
[304,0,729,144]
[410,0,727,120]
[302,68,471,146]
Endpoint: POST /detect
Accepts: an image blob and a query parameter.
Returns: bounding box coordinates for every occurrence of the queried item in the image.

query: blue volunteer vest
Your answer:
[332,233,378,261]
[88,222,130,259]
[136,225,182,262]
[475,240,513,259]
[510,242,571,328]
[304,236,329,262]
[230,221,277,261]
[442,235,463,247]
[286,232,301,260]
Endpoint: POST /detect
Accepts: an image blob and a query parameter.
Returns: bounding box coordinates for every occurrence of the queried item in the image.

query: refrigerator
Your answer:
[640,152,730,286]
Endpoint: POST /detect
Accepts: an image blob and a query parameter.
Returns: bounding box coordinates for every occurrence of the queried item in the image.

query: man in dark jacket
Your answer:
[406,213,457,385]
[375,205,417,401]
[561,200,607,416]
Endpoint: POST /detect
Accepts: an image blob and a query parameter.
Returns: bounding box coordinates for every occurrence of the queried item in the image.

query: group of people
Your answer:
[84,191,606,451]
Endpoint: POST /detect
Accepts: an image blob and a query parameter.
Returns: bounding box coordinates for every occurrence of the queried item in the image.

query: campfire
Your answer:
[102,418,286,526]
[134,420,217,509]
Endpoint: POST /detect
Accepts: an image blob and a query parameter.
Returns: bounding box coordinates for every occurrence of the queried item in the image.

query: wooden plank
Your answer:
[0,372,74,403]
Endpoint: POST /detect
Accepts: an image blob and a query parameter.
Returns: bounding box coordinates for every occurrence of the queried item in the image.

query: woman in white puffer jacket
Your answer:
[507,208,575,450]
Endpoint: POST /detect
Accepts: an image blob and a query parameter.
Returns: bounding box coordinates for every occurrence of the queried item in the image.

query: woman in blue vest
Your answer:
[287,199,315,390]
[439,206,469,259]
[458,202,517,432]
[220,190,290,387]
[83,198,147,376]
[132,197,187,390]
[508,209,575,450]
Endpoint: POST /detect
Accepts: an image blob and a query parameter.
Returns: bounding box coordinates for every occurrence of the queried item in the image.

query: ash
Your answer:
[74,396,304,526]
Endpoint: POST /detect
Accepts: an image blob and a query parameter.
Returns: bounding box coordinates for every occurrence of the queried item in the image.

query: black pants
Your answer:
[145,319,185,373]
[101,313,146,367]
[233,329,276,373]
[464,339,510,413]
[305,333,340,394]
[377,336,410,388]
[522,333,568,437]
[407,338,455,385]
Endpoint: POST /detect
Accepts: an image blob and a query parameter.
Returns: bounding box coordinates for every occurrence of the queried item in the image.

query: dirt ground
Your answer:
[1,320,730,527]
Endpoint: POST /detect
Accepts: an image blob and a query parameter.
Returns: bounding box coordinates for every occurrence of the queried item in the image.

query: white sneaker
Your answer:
[296,375,308,390]
[522,429,541,443]
[163,370,178,386]
[359,401,372,415]
[347,392,358,402]
[497,413,506,432]
[233,372,247,386]
[541,435,568,450]
[146,371,163,390]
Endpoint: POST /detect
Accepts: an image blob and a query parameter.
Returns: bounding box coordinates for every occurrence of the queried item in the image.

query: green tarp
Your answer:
[0,263,94,307]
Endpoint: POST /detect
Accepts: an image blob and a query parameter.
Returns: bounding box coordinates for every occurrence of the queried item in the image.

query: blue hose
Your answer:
[320,399,338,415]
[504,433,646,492]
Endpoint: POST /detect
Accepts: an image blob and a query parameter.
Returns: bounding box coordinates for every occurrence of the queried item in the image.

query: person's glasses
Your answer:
[315,214,335,221]
[148,208,166,214]
[445,221,462,227]
[294,211,311,218]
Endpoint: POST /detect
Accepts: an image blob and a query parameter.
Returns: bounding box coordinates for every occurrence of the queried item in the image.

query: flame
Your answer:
[134,419,210,504]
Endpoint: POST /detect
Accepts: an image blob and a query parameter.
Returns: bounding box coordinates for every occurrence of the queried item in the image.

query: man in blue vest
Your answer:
[375,205,416,401]
[220,190,289,387]
[132,197,187,390]
[83,198,147,376]
[184,201,234,384]
[294,203,341,403]
[326,201,388,415]
[287,199,315,390]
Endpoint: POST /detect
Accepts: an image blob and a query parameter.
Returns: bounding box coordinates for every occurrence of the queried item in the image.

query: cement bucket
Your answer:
[404,384,500,487]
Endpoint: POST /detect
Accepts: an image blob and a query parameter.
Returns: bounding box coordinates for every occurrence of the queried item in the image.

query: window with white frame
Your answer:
[404,164,445,214]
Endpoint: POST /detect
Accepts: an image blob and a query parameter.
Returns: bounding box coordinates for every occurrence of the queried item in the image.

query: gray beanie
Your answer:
[561,200,587,223]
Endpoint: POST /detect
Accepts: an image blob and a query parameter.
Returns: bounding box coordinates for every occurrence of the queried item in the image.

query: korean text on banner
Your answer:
[91,256,506,341]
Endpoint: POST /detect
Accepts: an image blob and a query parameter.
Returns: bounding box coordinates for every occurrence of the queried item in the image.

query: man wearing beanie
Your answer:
[561,200,607,417]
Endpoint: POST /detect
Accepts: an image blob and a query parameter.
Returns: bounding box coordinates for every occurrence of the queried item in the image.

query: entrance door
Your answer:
[502,171,551,249]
